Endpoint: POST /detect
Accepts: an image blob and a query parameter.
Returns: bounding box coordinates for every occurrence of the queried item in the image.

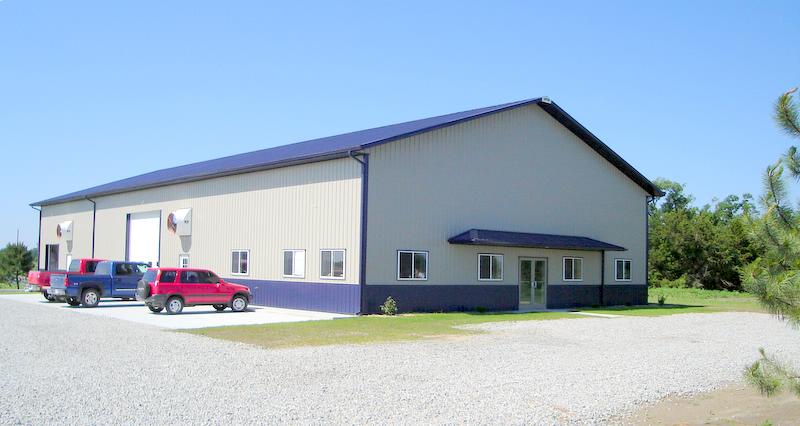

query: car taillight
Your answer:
[64,276,69,287]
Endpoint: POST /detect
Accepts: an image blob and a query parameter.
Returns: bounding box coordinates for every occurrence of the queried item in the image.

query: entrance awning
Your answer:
[447,229,625,251]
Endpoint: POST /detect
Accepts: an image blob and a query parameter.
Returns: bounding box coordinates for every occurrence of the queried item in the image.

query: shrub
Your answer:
[379,296,397,315]
[650,275,689,289]
[657,294,667,306]
[475,306,487,313]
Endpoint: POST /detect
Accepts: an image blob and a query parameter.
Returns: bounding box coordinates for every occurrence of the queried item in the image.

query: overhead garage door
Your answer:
[127,211,161,266]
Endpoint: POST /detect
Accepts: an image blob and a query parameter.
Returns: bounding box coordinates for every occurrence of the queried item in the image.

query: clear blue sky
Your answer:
[1,1,799,247]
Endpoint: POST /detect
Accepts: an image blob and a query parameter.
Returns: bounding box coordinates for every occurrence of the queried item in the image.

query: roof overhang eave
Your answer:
[31,149,359,207]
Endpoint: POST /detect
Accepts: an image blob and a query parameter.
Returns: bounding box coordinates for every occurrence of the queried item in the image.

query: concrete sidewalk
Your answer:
[0,293,349,329]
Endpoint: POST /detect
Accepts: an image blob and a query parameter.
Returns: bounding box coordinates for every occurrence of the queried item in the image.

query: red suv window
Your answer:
[180,270,218,284]
[159,271,177,283]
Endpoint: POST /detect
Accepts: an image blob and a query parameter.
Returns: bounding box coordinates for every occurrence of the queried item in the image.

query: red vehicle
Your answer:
[136,268,252,314]
[27,258,105,301]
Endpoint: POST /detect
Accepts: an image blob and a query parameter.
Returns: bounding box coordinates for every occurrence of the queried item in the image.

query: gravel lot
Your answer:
[1,298,799,425]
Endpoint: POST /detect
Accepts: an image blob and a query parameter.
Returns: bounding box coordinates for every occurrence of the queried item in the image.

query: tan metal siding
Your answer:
[365,104,648,286]
[40,201,94,269]
[40,158,362,284]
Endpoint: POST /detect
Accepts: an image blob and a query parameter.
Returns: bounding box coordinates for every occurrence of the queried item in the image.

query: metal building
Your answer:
[31,98,663,314]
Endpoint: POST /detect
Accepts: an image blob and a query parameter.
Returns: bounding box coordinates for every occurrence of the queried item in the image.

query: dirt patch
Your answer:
[625,383,800,425]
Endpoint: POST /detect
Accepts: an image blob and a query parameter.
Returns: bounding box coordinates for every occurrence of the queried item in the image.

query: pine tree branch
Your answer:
[776,88,800,138]
[766,164,793,228]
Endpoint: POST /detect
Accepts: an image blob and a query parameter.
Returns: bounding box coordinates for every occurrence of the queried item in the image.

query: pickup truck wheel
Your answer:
[43,291,55,302]
[213,304,226,311]
[165,297,183,315]
[81,289,100,308]
[66,298,81,307]
[147,304,163,313]
[230,295,248,312]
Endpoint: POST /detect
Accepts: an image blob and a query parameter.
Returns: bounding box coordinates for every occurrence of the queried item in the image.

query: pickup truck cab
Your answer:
[137,268,252,314]
[27,258,104,301]
[50,261,149,307]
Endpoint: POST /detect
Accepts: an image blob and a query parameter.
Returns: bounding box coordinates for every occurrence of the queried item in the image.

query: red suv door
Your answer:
[179,270,219,304]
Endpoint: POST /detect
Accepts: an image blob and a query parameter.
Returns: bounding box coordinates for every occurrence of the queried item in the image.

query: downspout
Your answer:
[645,195,655,290]
[31,206,42,269]
[348,150,369,315]
[85,197,97,257]
[600,250,605,306]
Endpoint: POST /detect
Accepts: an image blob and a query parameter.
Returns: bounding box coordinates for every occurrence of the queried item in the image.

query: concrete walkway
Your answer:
[0,293,349,329]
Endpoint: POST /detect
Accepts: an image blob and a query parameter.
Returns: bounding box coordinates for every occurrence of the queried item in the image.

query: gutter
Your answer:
[30,206,41,269]
[348,150,369,315]
[85,197,97,257]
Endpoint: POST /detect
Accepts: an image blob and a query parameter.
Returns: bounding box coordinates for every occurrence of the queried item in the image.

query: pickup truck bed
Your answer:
[28,258,104,302]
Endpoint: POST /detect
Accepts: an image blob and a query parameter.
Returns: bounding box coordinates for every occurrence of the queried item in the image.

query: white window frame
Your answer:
[478,253,504,281]
[282,249,306,279]
[396,250,429,281]
[178,254,189,268]
[320,249,345,280]
[563,256,583,282]
[614,258,632,282]
[231,249,250,276]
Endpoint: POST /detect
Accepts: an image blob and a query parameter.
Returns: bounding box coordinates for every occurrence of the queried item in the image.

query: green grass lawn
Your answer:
[187,310,575,349]
[185,287,766,349]
[588,287,764,316]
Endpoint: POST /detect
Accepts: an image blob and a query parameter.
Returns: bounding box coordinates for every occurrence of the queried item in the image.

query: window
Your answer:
[478,254,503,281]
[68,259,80,272]
[159,270,177,283]
[283,250,305,278]
[397,251,428,280]
[320,249,345,279]
[115,263,134,276]
[179,254,189,268]
[231,250,249,275]
[563,257,583,281]
[94,261,111,276]
[85,261,100,273]
[615,259,632,281]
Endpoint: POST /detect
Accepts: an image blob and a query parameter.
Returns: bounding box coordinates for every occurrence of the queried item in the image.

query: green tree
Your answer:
[0,242,35,289]
[742,87,800,397]
[648,179,760,290]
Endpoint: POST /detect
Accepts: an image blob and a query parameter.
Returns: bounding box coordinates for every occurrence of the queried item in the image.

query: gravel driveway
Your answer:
[1,298,798,425]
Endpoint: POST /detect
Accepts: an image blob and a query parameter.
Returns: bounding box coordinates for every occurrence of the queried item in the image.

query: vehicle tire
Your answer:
[66,298,81,307]
[81,288,100,308]
[230,294,248,312]
[165,297,183,315]
[147,304,164,313]
[43,291,55,302]
[213,304,226,311]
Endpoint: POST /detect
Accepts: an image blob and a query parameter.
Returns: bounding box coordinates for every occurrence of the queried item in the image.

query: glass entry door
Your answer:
[520,259,533,305]
[532,258,547,305]
[520,257,547,308]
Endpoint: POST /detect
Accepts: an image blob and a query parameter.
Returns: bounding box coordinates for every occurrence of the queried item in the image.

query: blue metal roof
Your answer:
[448,229,626,251]
[32,97,662,206]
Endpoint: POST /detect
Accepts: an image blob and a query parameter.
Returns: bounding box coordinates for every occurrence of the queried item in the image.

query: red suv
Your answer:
[137,268,252,314]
